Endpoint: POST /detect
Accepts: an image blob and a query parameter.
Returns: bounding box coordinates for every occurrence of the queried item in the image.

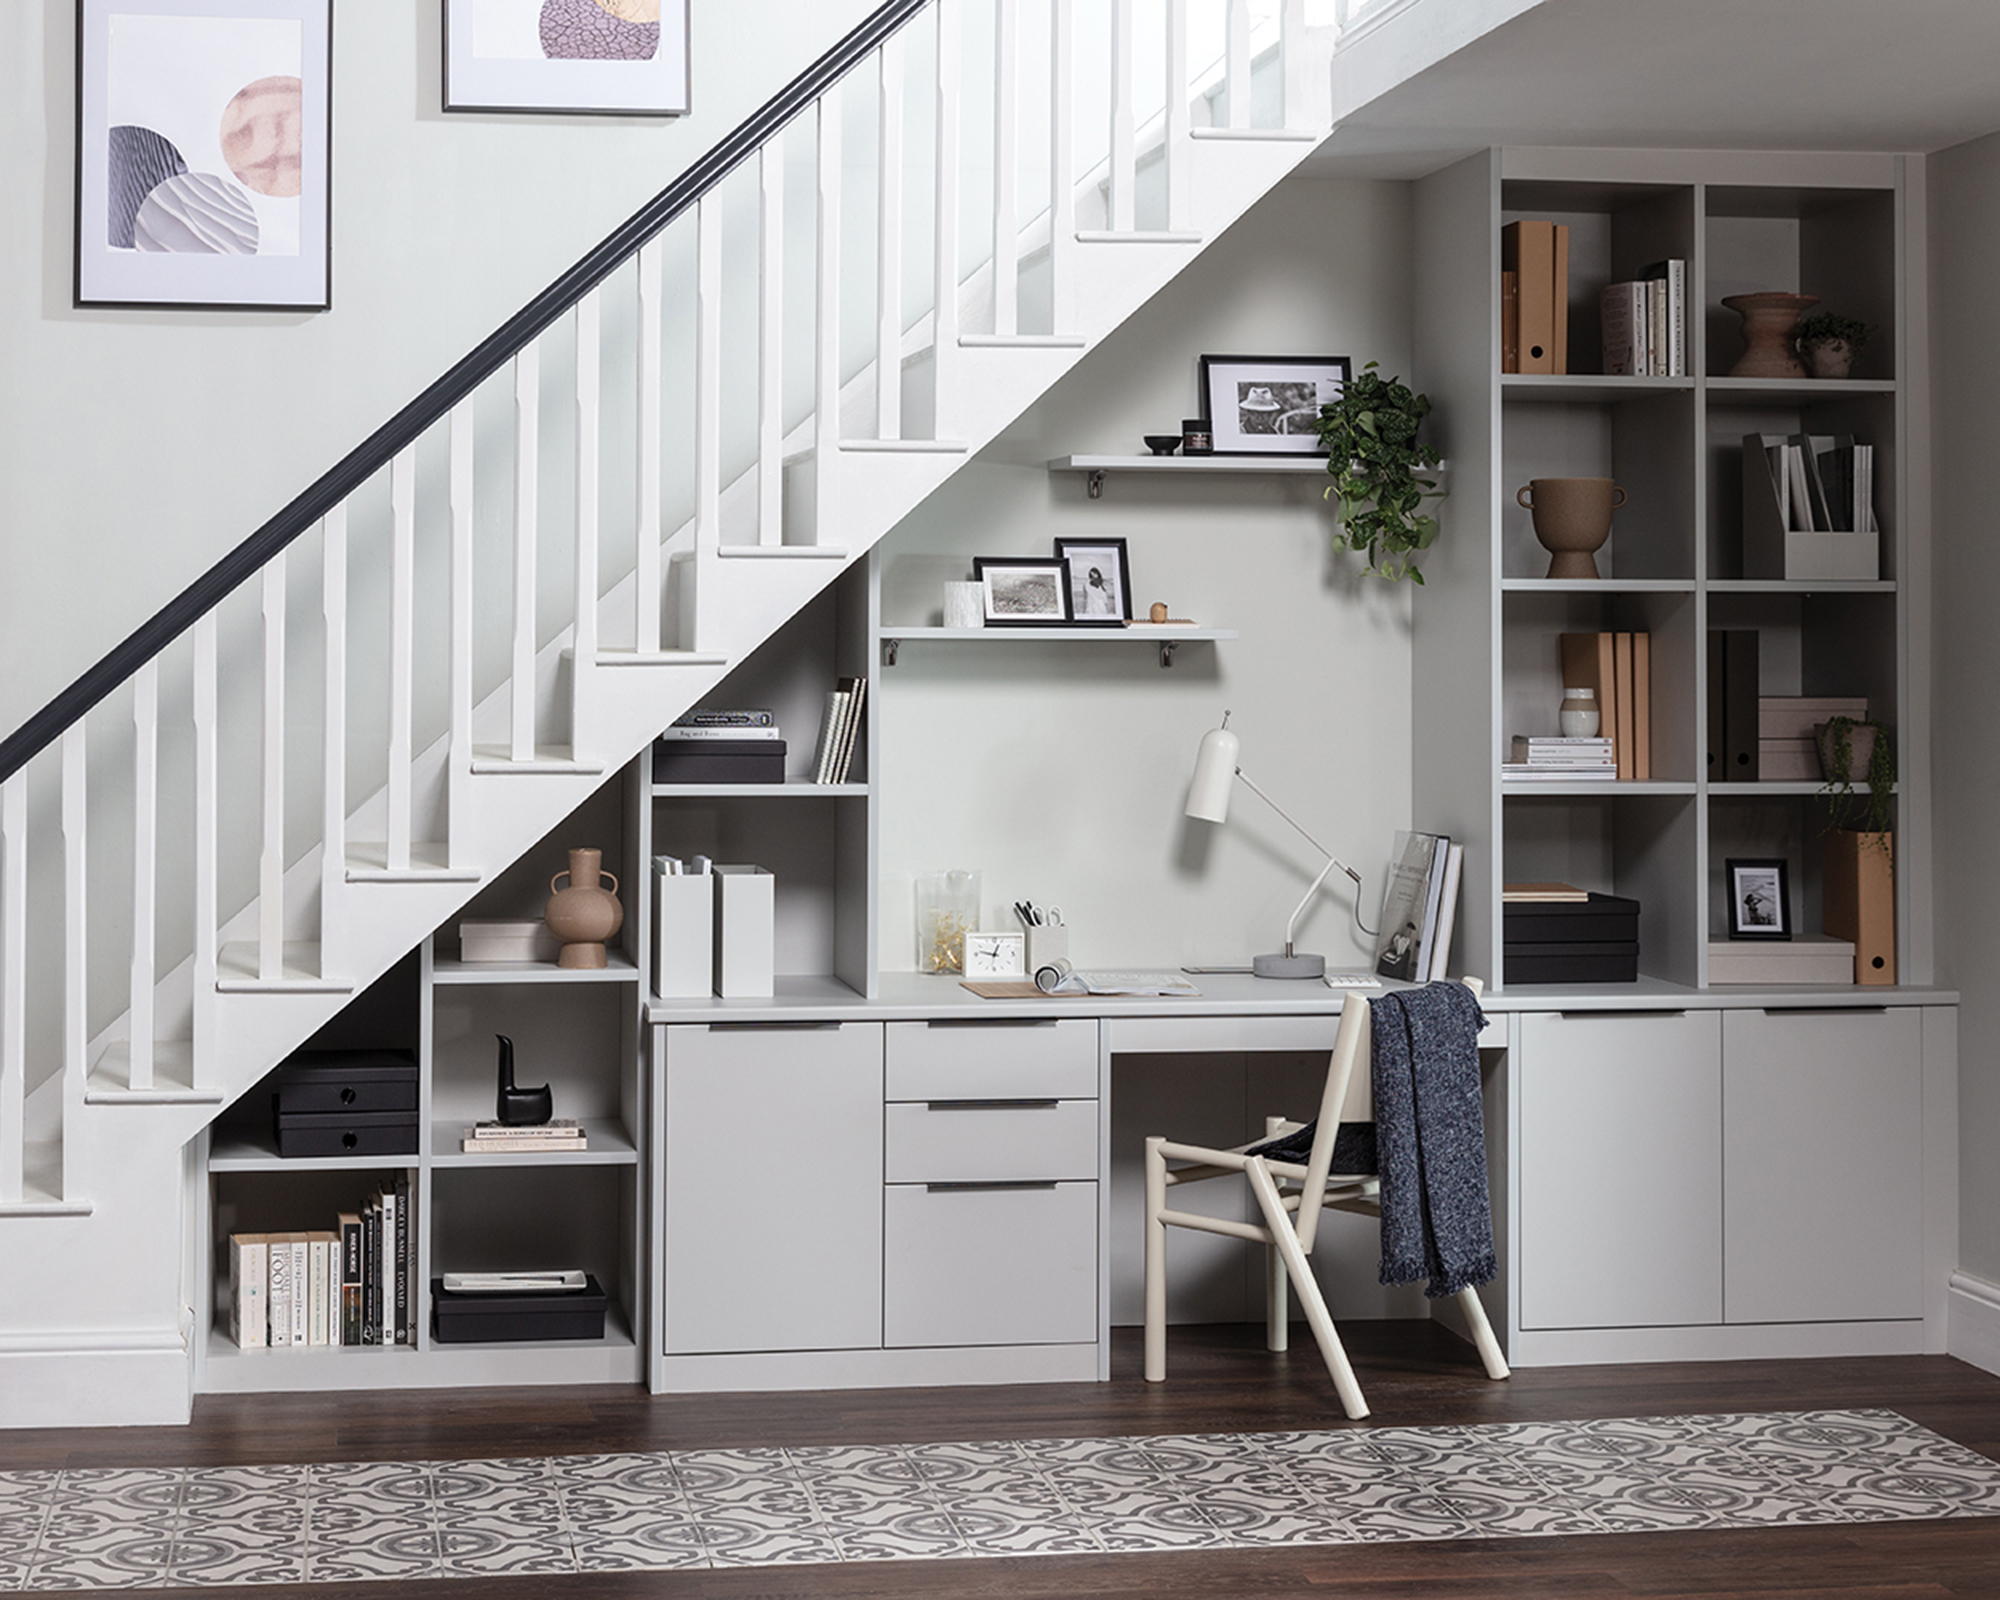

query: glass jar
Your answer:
[1560,686,1601,737]
[916,870,981,974]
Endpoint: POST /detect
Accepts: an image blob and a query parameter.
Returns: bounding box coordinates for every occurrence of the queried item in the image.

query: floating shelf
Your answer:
[1707,579,1896,594]
[1049,453,1335,499]
[208,1131,418,1173]
[432,954,641,986]
[879,625,1237,668]
[652,783,869,799]
[1502,374,1695,403]
[1706,376,1898,403]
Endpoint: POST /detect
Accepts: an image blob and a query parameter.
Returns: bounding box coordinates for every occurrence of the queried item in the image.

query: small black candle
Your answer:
[1181,418,1213,456]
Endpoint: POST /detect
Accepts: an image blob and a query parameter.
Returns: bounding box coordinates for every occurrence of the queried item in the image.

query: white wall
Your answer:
[1930,129,2000,1292]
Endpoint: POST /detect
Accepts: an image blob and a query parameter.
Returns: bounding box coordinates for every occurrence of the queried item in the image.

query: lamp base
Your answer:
[1252,951,1326,980]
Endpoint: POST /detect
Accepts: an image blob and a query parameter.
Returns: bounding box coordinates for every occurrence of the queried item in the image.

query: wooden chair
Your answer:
[1142,985,1509,1420]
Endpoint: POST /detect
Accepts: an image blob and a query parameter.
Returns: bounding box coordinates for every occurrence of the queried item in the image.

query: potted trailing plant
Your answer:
[1817,714,1896,983]
[1794,311,1871,380]
[1816,714,1894,838]
[1315,361,1446,583]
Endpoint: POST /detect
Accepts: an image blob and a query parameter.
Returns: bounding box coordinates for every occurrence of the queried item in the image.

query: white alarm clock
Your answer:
[962,931,1026,978]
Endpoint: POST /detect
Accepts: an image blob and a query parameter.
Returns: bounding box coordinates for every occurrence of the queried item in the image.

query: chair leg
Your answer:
[1265,1245,1289,1351]
[1245,1159,1369,1420]
[1143,1136,1168,1382]
[1455,1284,1511,1380]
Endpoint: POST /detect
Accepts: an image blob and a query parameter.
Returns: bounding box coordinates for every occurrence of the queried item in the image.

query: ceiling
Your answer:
[1304,0,2000,178]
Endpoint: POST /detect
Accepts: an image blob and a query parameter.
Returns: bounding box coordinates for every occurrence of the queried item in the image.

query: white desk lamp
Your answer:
[1185,713,1367,980]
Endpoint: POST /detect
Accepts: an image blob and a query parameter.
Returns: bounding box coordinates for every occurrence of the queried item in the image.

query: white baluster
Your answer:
[259,554,286,979]
[446,409,472,863]
[1226,0,1251,129]
[932,0,962,438]
[695,196,723,591]
[1166,0,1191,232]
[815,95,842,536]
[572,287,601,746]
[992,0,1019,336]
[635,238,664,643]
[512,341,540,761]
[1,772,26,1203]
[1049,0,1075,330]
[1110,0,1136,231]
[876,34,906,440]
[192,613,217,1074]
[128,660,158,1091]
[758,143,785,543]
[321,504,348,961]
[388,450,415,871]
[1282,0,1307,129]
[61,726,85,1112]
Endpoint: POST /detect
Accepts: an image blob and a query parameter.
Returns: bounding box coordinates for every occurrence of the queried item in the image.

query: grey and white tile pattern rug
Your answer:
[4,1409,1999,1588]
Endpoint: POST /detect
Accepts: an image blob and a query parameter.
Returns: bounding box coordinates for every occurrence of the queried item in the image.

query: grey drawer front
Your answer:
[883,1181,1097,1348]
[885,1018,1098,1101]
[884,1100,1099,1184]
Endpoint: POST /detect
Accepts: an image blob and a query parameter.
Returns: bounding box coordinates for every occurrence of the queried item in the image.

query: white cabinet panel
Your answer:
[884,1182,1098,1347]
[1722,1008,1923,1324]
[884,1100,1098,1184]
[663,1023,883,1354]
[885,1019,1098,1100]
[1519,1010,1722,1330]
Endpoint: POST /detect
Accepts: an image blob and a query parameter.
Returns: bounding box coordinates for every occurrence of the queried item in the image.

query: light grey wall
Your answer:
[1930,129,2000,1285]
[0,0,877,744]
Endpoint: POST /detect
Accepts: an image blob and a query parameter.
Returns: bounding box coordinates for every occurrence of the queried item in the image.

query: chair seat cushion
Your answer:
[1244,1119,1376,1175]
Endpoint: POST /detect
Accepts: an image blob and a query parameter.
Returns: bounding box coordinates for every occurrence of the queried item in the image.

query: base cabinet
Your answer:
[884,1182,1098,1347]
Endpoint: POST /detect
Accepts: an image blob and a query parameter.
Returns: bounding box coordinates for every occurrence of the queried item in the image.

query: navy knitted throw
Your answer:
[1371,982,1496,1298]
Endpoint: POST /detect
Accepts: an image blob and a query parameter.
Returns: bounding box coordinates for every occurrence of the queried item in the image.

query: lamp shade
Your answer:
[1184,724,1240,823]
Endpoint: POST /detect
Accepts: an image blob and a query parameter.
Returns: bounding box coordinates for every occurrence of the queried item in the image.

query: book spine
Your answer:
[340,1214,362,1347]
[362,1200,378,1346]
[1501,270,1519,373]
[674,708,774,727]
[1669,259,1687,376]
[812,690,849,784]
[832,677,867,784]
[459,1138,589,1153]
[395,1174,411,1346]
[656,726,784,741]
[308,1236,330,1347]
[1599,284,1636,376]
[1634,632,1652,782]
[1613,633,1636,781]
[267,1237,293,1349]
[290,1238,309,1349]
[230,1235,267,1351]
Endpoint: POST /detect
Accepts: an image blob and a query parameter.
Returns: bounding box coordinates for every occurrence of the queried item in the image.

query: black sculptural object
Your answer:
[494,1034,553,1126]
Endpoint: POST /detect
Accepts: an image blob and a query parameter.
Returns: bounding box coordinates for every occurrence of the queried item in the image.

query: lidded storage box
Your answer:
[269,1049,419,1158]
[1503,893,1640,984]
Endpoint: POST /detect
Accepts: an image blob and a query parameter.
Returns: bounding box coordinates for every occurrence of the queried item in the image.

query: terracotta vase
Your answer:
[1517,478,1626,580]
[545,848,624,970]
[1721,292,1819,378]
[1804,339,1856,379]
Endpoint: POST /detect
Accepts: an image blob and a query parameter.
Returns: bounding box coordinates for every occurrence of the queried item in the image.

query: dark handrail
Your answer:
[0,0,931,784]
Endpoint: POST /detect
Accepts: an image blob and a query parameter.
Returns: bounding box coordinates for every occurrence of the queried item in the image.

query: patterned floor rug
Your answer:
[5,1408,2000,1589]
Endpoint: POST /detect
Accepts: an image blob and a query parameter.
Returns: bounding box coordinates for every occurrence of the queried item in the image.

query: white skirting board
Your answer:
[0,1330,190,1428]
[1949,1271,2000,1376]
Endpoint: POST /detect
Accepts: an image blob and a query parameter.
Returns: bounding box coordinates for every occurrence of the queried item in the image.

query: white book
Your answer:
[1600,283,1644,376]
[308,1235,331,1347]
[656,725,784,741]
[266,1234,293,1349]
[1428,843,1465,982]
[378,1187,397,1347]
[810,690,847,785]
[831,677,867,783]
[1375,832,1445,982]
[229,1234,268,1351]
[289,1237,309,1348]
[1411,836,1453,982]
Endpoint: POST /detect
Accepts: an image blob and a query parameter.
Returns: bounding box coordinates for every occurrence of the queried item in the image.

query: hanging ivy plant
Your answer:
[1315,361,1446,583]
[1818,714,1896,844]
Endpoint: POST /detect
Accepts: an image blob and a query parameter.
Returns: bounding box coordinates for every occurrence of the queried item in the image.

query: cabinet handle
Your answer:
[1557,1009,1688,1019]
[924,1099,1060,1111]
[704,1021,845,1032]
[1761,1006,1890,1016]
[924,1018,1059,1029]
[924,1181,1060,1193]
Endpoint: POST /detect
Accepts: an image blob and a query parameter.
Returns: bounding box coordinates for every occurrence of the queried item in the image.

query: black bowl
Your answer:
[1143,435,1181,456]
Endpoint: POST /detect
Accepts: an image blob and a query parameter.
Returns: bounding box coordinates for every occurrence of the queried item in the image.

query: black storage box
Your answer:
[270,1049,420,1158]
[1503,941,1641,985]
[652,738,786,785]
[1501,892,1639,945]
[431,1275,608,1343]
[274,1109,419,1159]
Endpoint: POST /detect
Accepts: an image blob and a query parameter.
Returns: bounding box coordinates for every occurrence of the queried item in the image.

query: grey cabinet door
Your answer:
[883,1182,1098,1347]
[1722,1008,1923,1324]
[663,1023,883,1354]
[1519,1010,1723,1330]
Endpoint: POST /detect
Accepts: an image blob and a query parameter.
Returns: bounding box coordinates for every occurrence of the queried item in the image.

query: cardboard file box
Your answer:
[714,865,775,998]
[653,868,715,998]
[430,1275,607,1343]
[1708,935,1856,985]
[459,920,559,963]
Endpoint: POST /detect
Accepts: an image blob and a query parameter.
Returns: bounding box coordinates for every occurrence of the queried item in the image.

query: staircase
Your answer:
[0,0,1338,1420]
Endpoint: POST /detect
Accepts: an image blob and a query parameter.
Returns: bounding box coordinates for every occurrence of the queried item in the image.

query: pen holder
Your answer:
[1026,923,1068,973]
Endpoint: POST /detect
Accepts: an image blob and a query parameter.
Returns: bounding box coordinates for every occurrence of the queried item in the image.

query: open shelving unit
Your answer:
[1413,147,1926,994]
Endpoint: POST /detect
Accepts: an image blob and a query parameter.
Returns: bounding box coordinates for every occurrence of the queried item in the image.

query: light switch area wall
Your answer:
[877,175,1419,978]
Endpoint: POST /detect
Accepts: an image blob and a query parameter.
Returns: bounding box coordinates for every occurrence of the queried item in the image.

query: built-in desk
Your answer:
[645,978,1956,1394]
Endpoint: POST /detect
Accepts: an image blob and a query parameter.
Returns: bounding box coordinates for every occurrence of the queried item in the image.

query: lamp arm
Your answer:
[1233,767,1378,942]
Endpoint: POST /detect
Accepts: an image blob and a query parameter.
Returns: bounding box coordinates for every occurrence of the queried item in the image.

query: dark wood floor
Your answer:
[8,1323,2000,1598]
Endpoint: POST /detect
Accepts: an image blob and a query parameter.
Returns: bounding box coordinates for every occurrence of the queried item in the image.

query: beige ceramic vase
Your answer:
[1721,291,1819,378]
[545,848,624,970]
[1518,478,1627,579]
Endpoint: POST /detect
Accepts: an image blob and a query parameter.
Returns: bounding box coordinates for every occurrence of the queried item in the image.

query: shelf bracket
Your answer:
[1159,641,1177,668]
[882,638,900,667]
[1086,470,1105,500]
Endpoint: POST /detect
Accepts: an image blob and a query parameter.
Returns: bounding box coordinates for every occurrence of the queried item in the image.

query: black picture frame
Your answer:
[1053,537,1133,627]
[1198,355,1351,456]
[1726,858,1792,939]
[973,557,1074,627]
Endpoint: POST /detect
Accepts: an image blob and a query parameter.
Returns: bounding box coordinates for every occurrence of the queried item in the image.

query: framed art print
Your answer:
[76,0,332,310]
[1198,355,1350,455]
[444,0,691,116]
[1053,537,1132,626]
[1726,858,1792,939]
[973,558,1073,627]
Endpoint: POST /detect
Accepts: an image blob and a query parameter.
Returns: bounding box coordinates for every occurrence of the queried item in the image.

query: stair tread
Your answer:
[346,842,482,883]
[959,334,1088,348]
[1189,126,1320,141]
[470,747,607,775]
[839,439,969,453]
[595,650,729,667]
[85,1040,219,1104]
[215,942,354,994]
[0,1144,90,1215]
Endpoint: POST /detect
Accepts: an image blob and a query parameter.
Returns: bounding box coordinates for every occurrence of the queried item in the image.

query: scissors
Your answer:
[1043,906,1064,927]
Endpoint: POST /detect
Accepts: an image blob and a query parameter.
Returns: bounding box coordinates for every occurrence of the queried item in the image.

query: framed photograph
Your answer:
[973,558,1073,627]
[76,0,332,310]
[1198,355,1351,456]
[444,0,692,116]
[1053,538,1133,627]
[1726,858,1792,940]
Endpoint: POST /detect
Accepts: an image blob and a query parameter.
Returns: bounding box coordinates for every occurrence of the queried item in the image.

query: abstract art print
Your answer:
[444,0,691,115]
[76,0,332,310]
[1198,355,1351,455]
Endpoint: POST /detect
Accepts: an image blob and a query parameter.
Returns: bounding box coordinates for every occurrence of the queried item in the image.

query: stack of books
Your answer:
[810,676,868,784]
[228,1178,411,1350]
[1504,736,1616,781]
[1501,220,1569,374]
[1373,831,1463,983]
[653,709,786,784]
[1558,631,1653,779]
[461,1118,588,1154]
[1600,260,1687,376]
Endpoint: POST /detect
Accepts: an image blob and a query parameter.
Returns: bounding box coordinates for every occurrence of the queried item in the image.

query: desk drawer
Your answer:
[884,1100,1098,1184]
[884,1181,1097,1347]
[885,1019,1097,1101]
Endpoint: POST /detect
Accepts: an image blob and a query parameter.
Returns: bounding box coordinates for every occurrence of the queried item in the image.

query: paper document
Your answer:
[1042,968,1201,997]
